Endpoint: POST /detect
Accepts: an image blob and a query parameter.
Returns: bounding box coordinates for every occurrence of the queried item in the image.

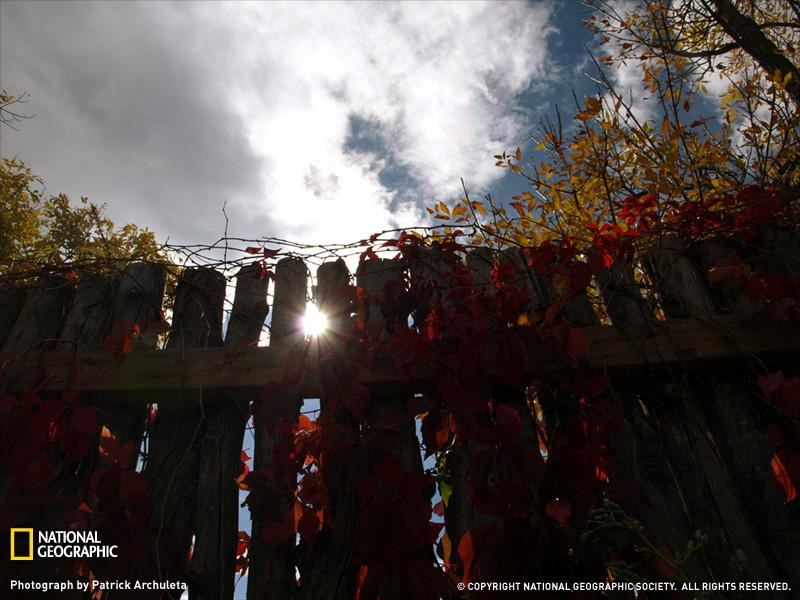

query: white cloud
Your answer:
[1,1,557,247]
[208,1,557,244]
[598,0,658,124]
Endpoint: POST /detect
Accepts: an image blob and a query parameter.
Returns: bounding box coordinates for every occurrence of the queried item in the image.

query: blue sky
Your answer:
[1,1,599,249]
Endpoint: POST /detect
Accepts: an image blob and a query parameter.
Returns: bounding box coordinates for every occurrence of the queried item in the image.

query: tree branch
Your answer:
[709,0,800,109]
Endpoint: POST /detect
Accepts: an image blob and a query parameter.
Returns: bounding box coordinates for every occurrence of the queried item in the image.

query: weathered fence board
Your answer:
[103,262,167,446]
[189,264,270,600]
[247,257,307,600]
[3,275,71,353]
[298,258,358,600]
[143,267,226,597]
[0,284,26,348]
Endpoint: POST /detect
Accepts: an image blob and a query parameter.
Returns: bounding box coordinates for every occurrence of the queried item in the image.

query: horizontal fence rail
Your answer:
[1,315,799,396]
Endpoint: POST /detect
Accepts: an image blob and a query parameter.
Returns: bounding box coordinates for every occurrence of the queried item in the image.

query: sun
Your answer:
[302,302,328,338]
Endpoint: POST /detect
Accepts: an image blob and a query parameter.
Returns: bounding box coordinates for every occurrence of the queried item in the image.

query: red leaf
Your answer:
[70,403,98,435]
[341,383,371,423]
[98,426,138,468]
[298,414,314,432]
[298,471,328,507]
[775,379,800,421]
[263,248,279,259]
[245,246,261,254]
[262,516,295,545]
[102,320,140,355]
[297,510,320,548]
[495,403,520,444]
[236,530,250,557]
[61,427,92,461]
[421,406,450,458]
[587,251,607,274]
[145,319,170,336]
[655,546,676,579]
[758,371,785,401]
[566,327,590,359]
[359,246,379,263]
[771,451,799,504]
[457,530,474,583]
[433,500,444,517]
[545,497,572,527]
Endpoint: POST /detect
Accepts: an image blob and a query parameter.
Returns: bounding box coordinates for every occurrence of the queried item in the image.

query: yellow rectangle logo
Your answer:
[10,528,34,560]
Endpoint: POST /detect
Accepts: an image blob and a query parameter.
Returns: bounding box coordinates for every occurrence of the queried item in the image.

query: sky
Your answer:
[0,0,599,251]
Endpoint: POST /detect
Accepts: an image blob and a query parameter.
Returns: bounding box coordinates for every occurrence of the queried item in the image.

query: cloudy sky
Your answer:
[0,0,598,249]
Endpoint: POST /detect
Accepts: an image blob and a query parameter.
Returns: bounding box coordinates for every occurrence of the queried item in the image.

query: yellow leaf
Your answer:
[576,97,602,121]
[441,532,452,564]
[515,147,522,161]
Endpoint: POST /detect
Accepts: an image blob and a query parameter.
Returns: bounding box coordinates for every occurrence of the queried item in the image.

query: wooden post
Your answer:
[693,239,800,587]
[2,275,71,354]
[498,247,550,313]
[0,284,26,349]
[594,257,654,338]
[46,274,115,500]
[644,235,715,318]
[247,257,307,600]
[0,274,71,560]
[466,246,493,291]
[298,259,359,600]
[640,237,778,581]
[752,223,800,277]
[596,255,706,578]
[143,267,226,595]
[103,262,167,446]
[354,257,428,597]
[694,239,757,316]
[436,249,500,581]
[56,274,115,351]
[358,258,423,473]
[189,264,270,600]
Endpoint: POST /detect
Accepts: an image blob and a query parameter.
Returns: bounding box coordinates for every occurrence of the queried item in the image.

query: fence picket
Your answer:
[0,284,26,348]
[190,264,270,600]
[247,257,307,600]
[143,267,226,597]
[103,262,167,446]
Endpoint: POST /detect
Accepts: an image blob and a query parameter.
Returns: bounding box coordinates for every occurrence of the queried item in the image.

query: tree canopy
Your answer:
[1,93,163,277]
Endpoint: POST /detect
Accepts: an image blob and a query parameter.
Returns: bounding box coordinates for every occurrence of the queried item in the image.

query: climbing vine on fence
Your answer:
[1,183,799,598]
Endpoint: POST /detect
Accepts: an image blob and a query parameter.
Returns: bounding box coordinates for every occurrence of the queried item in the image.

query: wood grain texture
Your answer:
[189,264,269,600]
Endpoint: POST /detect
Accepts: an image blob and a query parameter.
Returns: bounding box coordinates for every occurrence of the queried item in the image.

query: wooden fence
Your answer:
[1,230,799,599]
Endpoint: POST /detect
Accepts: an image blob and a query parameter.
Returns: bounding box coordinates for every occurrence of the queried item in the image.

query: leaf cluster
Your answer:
[0,157,163,277]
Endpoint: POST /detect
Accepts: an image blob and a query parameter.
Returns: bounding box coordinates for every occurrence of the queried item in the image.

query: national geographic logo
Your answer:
[10,529,33,561]
[9,529,118,560]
